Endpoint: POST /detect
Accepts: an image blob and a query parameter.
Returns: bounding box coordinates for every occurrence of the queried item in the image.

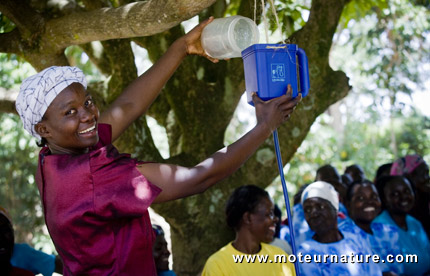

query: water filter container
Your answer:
[201,16,260,59]
[242,44,310,105]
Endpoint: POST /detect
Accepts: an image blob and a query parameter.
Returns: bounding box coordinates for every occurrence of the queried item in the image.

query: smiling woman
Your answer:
[374,176,430,276]
[201,185,295,276]
[342,180,405,275]
[13,16,302,275]
[35,83,99,155]
[297,181,382,276]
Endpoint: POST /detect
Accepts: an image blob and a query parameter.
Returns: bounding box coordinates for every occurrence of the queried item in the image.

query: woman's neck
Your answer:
[232,233,261,254]
[354,219,373,234]
[48,144,89,155]
[389,211,408,231]
[313,229,343,243]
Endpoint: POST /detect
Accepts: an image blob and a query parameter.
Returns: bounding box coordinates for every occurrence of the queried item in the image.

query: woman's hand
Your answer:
[182,16,219,63]
[253,84,302,133]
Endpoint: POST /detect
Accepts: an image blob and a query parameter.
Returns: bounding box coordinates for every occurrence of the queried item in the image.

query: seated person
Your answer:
[270,205,292,254]
[390,154,430,239]
[316,164,347,207]
[201,185,295,276]
[292,164,348,248]
[152,225,176,276]
[374,175,430,276]
[297,181,381,276]
[341,173,353,187]
[343,179,403,275]
[0,206,34,276]
[11,243,63,276]
[290,185,312,247]
[344,164,366,183]
[374,163,393,183]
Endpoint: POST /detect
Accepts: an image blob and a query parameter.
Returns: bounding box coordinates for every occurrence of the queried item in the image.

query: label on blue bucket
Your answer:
[271,63,286,82]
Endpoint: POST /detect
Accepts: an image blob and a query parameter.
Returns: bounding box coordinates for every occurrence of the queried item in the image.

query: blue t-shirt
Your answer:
[158,270,177,276]
[297,230,382,276]
[374,210,430,276]
[339,218,404,274]
[11,243,56,276]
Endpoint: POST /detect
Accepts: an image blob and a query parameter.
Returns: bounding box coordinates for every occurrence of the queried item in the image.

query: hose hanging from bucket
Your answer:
[255,1,300,274]
[273,129,300,275]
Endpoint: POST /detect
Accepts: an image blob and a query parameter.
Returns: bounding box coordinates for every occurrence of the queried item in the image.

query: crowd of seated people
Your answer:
[202,154,430,276]
[279,155,430,275]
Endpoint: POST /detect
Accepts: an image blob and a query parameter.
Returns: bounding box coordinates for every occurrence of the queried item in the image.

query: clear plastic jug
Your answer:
[201,16,260,59]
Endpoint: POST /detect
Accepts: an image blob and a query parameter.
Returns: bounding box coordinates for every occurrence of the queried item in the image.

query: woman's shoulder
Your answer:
[297,237,321,253]
[262,242,289,255]
[203,242,236,270]
[406,214,427,232]
[371,220,398,234]
[373,210,391,223]
[95,123,112,147]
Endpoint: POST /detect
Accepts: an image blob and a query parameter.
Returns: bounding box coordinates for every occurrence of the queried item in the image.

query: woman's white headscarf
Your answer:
[301,181,339,211]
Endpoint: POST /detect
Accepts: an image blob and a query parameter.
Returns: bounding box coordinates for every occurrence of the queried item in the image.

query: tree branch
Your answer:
[0,0,45,40]
[0,87,18,115]
[0,30,22,54]
[42,0,216,50]
[0,100,17,115]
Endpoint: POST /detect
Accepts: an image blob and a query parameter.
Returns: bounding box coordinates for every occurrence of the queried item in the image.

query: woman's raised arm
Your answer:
[98,17,218,142]
[139,87,301,203]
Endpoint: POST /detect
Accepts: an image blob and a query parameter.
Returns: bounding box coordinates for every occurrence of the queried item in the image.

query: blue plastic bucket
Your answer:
[242,44,310,105]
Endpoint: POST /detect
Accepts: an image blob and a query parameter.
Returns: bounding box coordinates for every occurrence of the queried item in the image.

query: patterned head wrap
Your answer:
[390,154,425,176]
[301,181,339,211]
[15,66,87,140]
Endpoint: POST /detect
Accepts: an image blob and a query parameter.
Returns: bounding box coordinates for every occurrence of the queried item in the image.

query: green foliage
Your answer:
[0,113,45,245]
[267,0,430,216]
[340,0,388,29]
[225,0,241,15]
[64,45,104,82]
[343,0,430,98]
[0,53,51,250]
[270,110,430,215]
[268,0,308,38]
[0,54,36,89]
[0,13,16,33]
[395,110,430,157]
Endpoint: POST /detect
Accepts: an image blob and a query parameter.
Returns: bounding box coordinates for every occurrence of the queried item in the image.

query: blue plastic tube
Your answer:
[273,129,300,275]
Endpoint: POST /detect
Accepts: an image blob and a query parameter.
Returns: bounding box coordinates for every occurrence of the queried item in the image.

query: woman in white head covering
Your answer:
[297,181,382,276]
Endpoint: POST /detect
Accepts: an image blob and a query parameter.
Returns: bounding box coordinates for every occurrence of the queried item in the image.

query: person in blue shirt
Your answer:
[289,165,348,248]
[0,206,35,276]
[316,164,348,206]
[342,179,403,275]
[344,164,365,183]
[374,175,430,276]
[390,154,430,239]
[11,243,63,276]
[297,181,382,276]
[373,163,392,183]
[271,204,293,254]
[0,205,62,276]
[152,224,176,276]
